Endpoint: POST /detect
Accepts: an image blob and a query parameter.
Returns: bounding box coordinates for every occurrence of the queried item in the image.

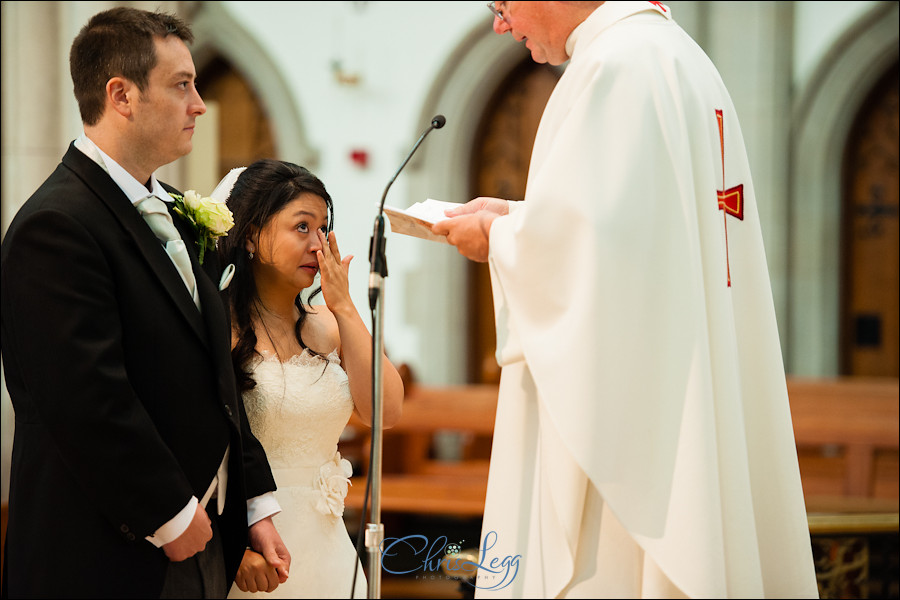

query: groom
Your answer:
[1,7,287,598]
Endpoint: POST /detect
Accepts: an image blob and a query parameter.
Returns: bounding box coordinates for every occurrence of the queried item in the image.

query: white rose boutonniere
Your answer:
[314,452,353,518]
[169,190,235,264]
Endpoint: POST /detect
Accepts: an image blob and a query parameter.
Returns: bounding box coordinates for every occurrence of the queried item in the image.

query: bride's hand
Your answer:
[316,230,354,317]
[234,548,281,593]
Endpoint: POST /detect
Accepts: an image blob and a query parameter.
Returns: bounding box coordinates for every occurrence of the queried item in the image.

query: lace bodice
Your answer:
[242,349,353,470]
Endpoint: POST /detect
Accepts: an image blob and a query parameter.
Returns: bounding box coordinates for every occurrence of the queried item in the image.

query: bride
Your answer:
[217,159,405,598]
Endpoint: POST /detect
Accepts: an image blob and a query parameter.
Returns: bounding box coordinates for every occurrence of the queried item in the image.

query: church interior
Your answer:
[1,2,897,598]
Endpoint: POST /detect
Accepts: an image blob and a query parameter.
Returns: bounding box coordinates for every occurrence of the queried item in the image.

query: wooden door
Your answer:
[197,56,276,175]
[467,60,560,383]
[840,63,899,377]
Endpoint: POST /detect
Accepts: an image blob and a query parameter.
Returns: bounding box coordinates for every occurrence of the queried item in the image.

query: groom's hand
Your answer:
[163,504,212,562]
[249,516,291,583]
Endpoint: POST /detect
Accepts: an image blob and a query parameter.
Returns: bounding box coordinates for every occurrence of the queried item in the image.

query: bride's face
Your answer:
[253,193,329,294]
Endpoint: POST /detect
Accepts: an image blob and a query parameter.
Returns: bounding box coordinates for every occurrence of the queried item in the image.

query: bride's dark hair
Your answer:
[218,159,334,392]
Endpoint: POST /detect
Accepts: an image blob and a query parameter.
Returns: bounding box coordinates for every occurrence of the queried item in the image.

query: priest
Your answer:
[433,2,818,598]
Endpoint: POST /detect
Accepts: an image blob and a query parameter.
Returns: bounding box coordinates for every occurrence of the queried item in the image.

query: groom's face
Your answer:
[131,35,206,168]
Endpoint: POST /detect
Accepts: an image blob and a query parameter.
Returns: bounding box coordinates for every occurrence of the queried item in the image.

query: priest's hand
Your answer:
[443,196,509,217]
[234,548,281,593]
[249,516,291,583]
[432,210,499,263]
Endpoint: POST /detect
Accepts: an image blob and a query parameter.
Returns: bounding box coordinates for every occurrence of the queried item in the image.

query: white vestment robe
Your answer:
[477,2,818,598]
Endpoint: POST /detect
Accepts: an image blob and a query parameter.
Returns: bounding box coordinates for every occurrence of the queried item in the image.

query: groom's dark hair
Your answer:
[70,7,194,126]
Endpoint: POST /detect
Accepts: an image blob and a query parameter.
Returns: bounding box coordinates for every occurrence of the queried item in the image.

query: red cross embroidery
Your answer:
[648,1,668,12]
[716,109,744,287]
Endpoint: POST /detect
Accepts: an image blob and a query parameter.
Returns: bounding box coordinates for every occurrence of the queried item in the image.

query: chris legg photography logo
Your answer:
[380,530,521,591]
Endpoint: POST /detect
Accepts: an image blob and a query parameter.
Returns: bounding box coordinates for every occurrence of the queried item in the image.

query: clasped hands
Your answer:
[431,197,509,262]
[235,516,291,593]
[162,506,290,593]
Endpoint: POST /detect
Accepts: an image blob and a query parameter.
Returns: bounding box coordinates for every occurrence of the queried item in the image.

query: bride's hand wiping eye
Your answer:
[316,230,354,316]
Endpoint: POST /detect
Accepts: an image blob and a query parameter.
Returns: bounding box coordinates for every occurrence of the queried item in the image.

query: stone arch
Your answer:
[187,1,318,169]
[399,20,532,384]
[789,1,899,375]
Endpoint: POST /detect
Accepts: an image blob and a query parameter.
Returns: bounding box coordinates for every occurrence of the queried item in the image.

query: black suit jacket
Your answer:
[0,143,276,598]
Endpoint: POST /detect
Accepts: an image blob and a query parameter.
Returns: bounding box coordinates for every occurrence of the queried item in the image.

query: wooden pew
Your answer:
[343,384,497,517]
[343,377,900,518]
[787,377,899,511]
[788,378,900,599]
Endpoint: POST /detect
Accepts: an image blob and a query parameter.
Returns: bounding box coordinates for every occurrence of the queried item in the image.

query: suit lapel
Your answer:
[61,144,209,348]
[163,182,240,419]
[197,263,240,419]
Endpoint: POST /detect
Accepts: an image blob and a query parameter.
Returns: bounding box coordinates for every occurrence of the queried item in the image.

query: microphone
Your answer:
[369,115,447,309]
[376,114,447,216]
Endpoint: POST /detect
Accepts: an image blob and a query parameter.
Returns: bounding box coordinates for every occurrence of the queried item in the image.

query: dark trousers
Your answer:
[159,514,226,599]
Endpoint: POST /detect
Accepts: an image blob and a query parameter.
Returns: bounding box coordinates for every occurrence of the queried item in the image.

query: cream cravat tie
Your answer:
[135,195,201,310]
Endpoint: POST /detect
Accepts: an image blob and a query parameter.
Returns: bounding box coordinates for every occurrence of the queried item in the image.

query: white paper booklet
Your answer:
[383,198,463,243]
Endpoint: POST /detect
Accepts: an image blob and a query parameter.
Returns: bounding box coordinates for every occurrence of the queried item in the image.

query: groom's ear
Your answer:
[106,77,135,119]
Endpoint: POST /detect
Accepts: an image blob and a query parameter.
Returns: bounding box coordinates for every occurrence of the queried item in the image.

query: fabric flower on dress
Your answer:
[169,190,235,264]
[314,452,353,517]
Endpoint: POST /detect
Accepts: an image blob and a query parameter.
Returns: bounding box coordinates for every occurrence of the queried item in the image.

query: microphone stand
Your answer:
[365,211,386,600]
[364,115,445,599]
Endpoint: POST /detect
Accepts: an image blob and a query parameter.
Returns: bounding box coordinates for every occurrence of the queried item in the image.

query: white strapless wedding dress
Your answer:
[228,349,367,599]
